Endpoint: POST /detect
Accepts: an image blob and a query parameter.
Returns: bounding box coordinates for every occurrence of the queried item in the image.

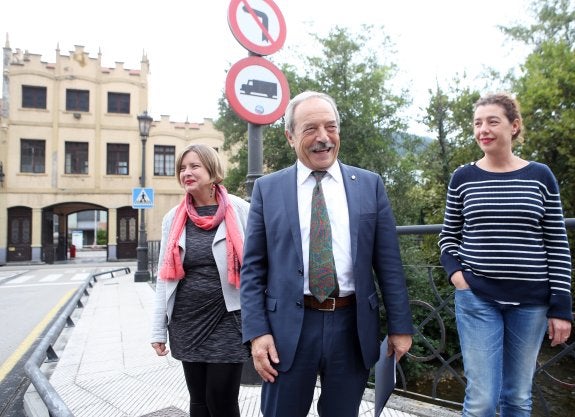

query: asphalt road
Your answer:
[0,254,109,417]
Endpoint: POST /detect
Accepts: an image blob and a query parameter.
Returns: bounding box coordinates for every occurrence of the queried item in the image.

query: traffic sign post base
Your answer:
[134,245,150,282]
[134,269,150,282]
[134,208,150,283]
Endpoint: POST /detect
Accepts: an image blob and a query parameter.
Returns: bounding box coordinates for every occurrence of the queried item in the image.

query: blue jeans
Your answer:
[455,289,548,417]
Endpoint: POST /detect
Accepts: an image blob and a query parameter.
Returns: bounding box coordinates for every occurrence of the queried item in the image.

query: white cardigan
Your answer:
[150,194,250,344]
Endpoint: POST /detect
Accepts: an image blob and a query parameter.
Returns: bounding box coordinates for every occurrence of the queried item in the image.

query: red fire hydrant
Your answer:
[70,244,76,258]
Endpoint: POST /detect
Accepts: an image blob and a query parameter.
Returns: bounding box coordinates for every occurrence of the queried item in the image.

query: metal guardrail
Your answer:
[24,267,131,417]
[397,217,575,234]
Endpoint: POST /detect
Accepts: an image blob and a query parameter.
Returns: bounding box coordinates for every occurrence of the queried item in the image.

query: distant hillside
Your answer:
[392,131,433,156]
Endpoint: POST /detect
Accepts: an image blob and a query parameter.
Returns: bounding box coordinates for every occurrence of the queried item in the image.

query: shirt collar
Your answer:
[296,160,342,185]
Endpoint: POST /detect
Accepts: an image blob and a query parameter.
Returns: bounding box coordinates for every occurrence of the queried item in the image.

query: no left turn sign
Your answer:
[228,0,286,56]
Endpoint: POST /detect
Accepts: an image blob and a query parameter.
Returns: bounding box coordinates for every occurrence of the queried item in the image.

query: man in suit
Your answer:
[240,91,413,417]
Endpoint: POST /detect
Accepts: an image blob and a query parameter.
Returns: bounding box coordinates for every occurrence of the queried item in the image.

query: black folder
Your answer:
[374,335,396,416]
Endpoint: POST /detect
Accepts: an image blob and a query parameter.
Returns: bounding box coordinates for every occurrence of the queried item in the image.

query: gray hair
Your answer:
[284,91,340,135]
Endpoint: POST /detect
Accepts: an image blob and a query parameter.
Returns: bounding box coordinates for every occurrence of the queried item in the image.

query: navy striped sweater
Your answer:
[439,161,572,321]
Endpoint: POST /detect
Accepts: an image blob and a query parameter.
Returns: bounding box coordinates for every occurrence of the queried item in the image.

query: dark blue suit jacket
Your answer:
[240,161,413,372]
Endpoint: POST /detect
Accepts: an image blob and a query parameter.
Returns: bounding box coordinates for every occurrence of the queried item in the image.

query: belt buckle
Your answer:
[319,297,336,311]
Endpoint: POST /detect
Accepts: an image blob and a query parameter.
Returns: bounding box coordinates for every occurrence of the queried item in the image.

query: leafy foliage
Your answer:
[96,229,107,245]
[214,95,249,196]
[418,83,482,229]
[514,40,575,217]
[500,0,575,47]
[219,25,424,228]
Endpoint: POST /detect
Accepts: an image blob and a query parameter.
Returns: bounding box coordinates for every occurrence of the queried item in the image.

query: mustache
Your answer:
[310,142,335,152]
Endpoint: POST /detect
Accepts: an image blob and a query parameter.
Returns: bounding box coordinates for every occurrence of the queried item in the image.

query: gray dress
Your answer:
[168,205,250,363]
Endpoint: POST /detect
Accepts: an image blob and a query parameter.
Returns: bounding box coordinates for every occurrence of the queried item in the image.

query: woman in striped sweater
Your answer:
[439,93,572,417]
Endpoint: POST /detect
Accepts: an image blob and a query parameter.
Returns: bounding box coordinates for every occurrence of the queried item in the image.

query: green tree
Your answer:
[514,40,575,216]
[501,0,575,216]
[419,82,481,227]
[305,26,410,181]
[96,229,107,245]
[417,0,575,227]
[499,0,575,46]
[214,95,250,196]
[218,25,421,225]
[422,86,453,193]
[411,82,481,266]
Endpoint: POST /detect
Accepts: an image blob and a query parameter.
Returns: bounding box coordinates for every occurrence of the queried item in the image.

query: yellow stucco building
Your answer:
[0,40,229,265]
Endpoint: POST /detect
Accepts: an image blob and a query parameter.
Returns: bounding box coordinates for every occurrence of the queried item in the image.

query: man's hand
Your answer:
[151,342,169,356]
[387,334,412,361]
[251,334,280,383]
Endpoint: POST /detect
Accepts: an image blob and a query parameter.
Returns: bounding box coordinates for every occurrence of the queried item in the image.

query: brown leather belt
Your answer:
[303,295,355,311]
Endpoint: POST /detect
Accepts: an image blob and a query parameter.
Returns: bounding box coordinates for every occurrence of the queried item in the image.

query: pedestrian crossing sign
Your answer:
[132,187,154,209]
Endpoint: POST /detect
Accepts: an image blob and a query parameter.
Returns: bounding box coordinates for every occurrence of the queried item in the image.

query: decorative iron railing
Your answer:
[147,219,575,416]
[383,221,575,416]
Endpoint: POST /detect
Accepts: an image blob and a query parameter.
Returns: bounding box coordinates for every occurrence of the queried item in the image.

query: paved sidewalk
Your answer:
[24,269,460,417]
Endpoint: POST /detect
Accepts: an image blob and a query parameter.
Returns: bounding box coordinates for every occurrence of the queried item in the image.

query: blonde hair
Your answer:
[175,144,224,186]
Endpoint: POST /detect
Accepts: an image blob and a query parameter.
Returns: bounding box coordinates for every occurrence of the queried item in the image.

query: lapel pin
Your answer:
[351,175,356,180]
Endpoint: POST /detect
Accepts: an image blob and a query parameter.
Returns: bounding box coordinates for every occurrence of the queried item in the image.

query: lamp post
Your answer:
[134,110,153,282]
[0,161,5,187]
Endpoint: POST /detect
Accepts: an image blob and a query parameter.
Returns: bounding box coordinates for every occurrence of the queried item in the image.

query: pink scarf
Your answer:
[158,185,244,288]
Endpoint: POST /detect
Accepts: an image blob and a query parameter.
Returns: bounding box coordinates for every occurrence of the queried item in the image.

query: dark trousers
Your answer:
[261,305,370,417]
[181,361,243,417]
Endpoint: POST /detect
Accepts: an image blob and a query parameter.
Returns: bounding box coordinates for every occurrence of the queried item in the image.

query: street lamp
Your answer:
[134,110,153,282]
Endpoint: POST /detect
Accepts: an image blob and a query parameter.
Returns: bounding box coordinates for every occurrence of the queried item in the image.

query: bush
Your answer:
[96,229,107,245]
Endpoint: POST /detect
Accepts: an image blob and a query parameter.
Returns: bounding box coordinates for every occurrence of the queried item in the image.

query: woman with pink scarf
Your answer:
[151,144,250,417]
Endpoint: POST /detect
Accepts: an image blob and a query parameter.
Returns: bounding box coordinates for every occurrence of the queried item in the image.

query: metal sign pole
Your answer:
[246,122,263,199]
[226,0,288,200]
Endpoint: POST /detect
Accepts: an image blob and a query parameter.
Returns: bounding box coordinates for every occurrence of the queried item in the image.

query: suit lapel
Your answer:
[340,163,360,264]
[282,165,304,263]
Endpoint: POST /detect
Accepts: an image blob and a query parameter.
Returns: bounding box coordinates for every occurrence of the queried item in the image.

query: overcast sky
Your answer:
[3,0,533,136]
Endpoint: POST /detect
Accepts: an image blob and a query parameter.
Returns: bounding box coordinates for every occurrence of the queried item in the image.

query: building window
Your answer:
[154,145,175,176]
[21,139,46,173]
[22,85,47,109]
[65,142,89,174]
[107,92,130,114]
[66,89,89,112]
[107,143,129,175]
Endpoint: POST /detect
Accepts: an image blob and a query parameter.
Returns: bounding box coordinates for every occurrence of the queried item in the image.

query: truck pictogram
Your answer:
[240,79,278,99]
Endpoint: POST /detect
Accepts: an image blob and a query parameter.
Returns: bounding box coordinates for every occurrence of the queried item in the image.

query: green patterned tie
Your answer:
[309,171,338,302]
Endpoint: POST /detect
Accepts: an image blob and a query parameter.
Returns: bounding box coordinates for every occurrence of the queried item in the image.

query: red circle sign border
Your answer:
[228,0,287,56]
[225,56,290,125]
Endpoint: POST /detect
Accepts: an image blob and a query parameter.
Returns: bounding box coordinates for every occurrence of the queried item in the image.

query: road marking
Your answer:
[0,282,78,289]
[0,288,76,382]
[8,275,34,284]
[0,270,27,280]
[39,274,64,282]
[70,273,91,281]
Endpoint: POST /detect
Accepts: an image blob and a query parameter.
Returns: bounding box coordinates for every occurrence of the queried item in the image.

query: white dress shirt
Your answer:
[296,160,354,296]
